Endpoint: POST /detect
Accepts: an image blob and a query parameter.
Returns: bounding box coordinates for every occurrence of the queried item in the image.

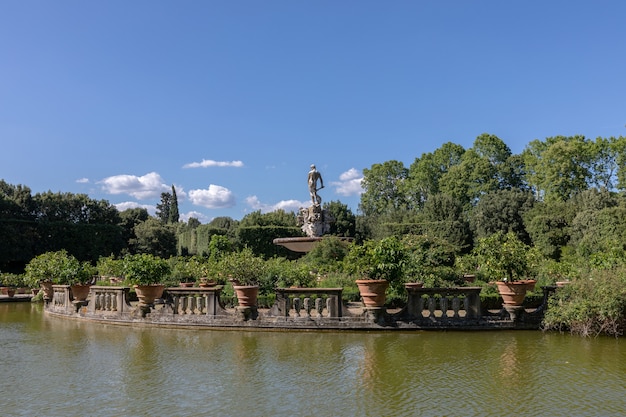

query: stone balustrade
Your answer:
[161,287,228,317]
[42,284,546,330]
[404,287,482,321]
[268,288,343,318]
[88,286,133,315]
[50,285,72,313]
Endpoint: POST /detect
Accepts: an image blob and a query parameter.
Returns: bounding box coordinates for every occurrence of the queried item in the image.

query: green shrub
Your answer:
[543,268,626,337]
[25,250,93,286]
[122,254,170,286]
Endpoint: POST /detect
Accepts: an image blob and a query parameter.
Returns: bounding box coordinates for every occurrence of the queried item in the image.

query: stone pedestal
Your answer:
[235,306,258,321]
[503,305,525,322]
[363,307,386,325]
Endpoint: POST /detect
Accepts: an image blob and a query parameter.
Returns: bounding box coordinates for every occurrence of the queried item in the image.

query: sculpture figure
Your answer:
[296,164,333,237]
[308,164,324,205]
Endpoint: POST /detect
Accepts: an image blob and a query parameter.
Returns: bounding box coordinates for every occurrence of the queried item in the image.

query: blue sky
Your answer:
[2,1,625,223]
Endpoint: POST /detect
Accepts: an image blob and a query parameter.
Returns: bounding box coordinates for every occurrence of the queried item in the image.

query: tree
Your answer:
[187,217,201,229]
[238,210,296,228]
[118,208,149,253]
[470,189,535,243]
[523,200,575,260]
[405,142,465,207]
[169,185,179,223]
[523,136,593,201]
[418,193,472,252]
[359,160,409,216]
[323,200,356,237]
[155,192,172,224]
[0,180,34,220]
[132,217,177,258]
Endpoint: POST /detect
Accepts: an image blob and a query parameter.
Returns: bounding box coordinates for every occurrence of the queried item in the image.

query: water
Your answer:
[1,302,625,417]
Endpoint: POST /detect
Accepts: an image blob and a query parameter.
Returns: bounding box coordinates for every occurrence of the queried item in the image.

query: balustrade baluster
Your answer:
[427,297,436,317]
[293,297,301,317]
[303,298,312,317]
[440,297,448,318]
[315,297,323,318]
[452,296,461,318]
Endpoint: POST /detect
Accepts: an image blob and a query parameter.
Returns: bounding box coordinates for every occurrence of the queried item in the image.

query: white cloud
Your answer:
[76,178,89,184]
[180,210,210,223]
[99,172,170,200]
[183,159,244,169]
[114,201,156,215]
[188,184,236,209]
[246,196,306,213]
[332,168,363,196]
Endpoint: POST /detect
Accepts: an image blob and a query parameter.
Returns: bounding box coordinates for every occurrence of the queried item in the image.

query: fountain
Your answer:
[273,164,352,252]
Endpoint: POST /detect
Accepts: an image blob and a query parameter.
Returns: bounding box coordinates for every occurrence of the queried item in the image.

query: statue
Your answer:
[298,164,333,237]
[308,164,324,205]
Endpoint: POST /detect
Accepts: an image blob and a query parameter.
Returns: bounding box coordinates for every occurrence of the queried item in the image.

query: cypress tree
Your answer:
[169,185,180,223]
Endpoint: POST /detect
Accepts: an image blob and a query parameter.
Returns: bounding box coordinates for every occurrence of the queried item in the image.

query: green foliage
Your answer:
[132,217,177,257]
[299,237,350,274]
[359,160,409,216]
[218,248,267,286]
[402,234,459,287]
[238,209,296,228]
[473,231,530,282]
[0,272,26,287]
[262,257,314,292]
[236,225,303,259]
[122,253,170,286]
[323,200,356,237]
[470,189,534,243]
[96,255,125,278]
[543,268,626,337]
[24,250,93,286]
[169,185,180,223]
[343,237,407,291]
[207,234,232,261]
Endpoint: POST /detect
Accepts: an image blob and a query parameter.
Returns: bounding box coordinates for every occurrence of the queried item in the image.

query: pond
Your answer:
[1,302,624,416]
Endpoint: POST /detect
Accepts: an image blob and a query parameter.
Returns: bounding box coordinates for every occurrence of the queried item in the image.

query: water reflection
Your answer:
[1,303,625,417]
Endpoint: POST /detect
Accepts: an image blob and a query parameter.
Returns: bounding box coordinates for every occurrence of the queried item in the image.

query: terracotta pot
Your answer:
[519,279,537,292]
[356,279,389,308]
[179,282,194,288]
[6,288,15,298]
[556,281,571,288]
[232,285,259,307]
[40,282,54,300]
[134,284,165,305]
[404,282,424,289]
[0,287,7,295]
[463,274,476,283]
[70,284,91,301]
[495,281,528,306]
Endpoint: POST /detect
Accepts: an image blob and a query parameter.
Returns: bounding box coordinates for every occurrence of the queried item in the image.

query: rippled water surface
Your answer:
[1,302,625,416]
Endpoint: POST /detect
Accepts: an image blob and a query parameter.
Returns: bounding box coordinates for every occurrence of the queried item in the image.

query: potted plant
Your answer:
[474,231,534,307]
[123,254,170,305]
[24,250,93,301]
[96,255,125,284]
[0,273,23,298]
[219,248,266,309]
[344,237,407,308]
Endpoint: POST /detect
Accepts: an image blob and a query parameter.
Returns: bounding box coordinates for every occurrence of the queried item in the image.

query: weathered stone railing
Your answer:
[161,287,228,317]
[50,285,72,313]
[268,288,343,318]
[88,286,133,315]
[404,287,482,321]
[42,284,548,330]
